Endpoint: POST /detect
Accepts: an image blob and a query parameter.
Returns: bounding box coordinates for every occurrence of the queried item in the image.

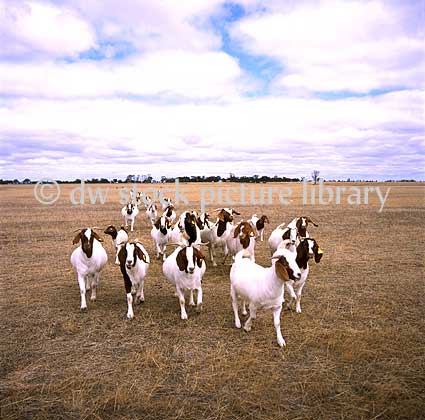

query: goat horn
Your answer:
[72,228,81,233]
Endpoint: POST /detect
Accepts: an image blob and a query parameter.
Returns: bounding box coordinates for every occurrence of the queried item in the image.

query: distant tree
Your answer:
[311,170,320,185]
[125,174,136,183]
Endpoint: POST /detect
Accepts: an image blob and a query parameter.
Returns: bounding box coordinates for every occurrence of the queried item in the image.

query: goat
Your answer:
[104,225,129,265]
[70,228,108,311]
[229,242,301,347]
[163,204,177,223]
[138,192,152,209]
[146,203,158,225]
[163,245,206,320]
[197,212,214,262]
[248,214,269,241]
[150,216,172,261]
[289,216,318,239]
[161,196,172,210]
[118,241,150,319]
[268,222,297,253]
[268,216,318,253]
[224,221,256,264]
[209,208,240,266]
[169,210,202,249]
[121,202,139,232]
[277,238,323,313]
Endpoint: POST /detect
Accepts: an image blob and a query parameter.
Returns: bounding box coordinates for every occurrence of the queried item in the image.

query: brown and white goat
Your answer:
[209,208,240,266]
[118,241,150,319]
[104,225,129,264]
[276,237,323,313]
[70,228,108,311]
[225,221,256,263]
[163,245,206,320]
[248,214,269,241]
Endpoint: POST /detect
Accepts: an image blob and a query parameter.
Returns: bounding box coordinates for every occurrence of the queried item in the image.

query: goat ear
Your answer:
[232,210,241,215]
[275,257,289,281]
[306,217,318,227]
[313,242,324,263]
[264,215,270,223]
[176,249,188,272]
[118,246,127,266]
[194,248,204,268]
[72,232,82,244]
[135,246,148,263]
[233,223,242,238]
[92,231,103,242]
[154,218,160,229]
[217,210,225,222]
[281,229,289,240]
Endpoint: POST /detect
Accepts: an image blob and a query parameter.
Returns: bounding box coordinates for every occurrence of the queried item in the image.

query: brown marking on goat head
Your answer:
[176,248,188,272]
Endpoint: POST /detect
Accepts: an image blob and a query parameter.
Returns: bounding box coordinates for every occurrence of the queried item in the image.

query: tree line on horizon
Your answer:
[0,174,419,184]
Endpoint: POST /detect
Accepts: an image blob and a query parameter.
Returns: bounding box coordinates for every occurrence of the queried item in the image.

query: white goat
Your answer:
[150,216,172,261]
[229,242,301,347]
[121,202,139,232]
[118,241,150,319]
[104,225,129,264]
[70,228,108,311]
[160,196,172,210]
[163,245,206,320]
[146,203,158,225]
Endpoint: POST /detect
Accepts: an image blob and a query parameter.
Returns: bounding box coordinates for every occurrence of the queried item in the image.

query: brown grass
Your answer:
[1,182,424,419]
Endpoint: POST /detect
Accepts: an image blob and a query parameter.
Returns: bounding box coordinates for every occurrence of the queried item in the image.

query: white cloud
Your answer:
[231,0,424,93]
[1,89,423,179]
[0,50,246,99]
[66,0,225,53]
[0,0,96,57]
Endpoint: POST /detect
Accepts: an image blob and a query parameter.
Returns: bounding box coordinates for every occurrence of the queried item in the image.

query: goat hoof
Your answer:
[235,321,241,329]
[277,338,286,347]
[80,307,87,312]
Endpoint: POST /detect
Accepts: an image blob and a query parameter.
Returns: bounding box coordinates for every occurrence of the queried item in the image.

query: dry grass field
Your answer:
[1,182,424,420]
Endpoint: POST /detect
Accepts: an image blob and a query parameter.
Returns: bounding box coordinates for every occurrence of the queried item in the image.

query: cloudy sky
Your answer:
[0,0,424,181]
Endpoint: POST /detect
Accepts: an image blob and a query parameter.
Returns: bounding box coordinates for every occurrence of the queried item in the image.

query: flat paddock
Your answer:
[1,182,424,419]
